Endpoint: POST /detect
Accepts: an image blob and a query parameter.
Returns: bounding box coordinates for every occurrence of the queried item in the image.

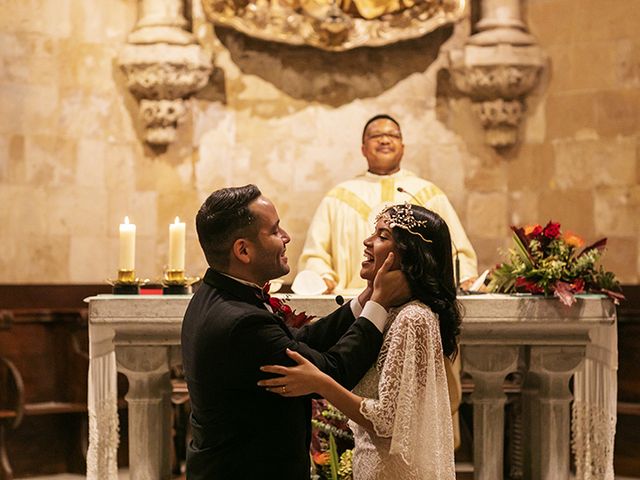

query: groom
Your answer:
[181,184,408,479]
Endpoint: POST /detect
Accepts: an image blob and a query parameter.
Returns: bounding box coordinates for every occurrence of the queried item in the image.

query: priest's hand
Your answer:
[459,277,476,292]
[323,277,336,294]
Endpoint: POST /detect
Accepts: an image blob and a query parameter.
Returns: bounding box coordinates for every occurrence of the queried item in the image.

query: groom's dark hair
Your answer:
[196,184,262,269]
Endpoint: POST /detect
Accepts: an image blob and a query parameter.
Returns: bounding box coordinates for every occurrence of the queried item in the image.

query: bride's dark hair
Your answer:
[386,205,462,359]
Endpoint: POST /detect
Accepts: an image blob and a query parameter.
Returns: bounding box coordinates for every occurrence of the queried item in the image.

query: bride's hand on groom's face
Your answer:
[371,253,411,309]
[258,349,328,397]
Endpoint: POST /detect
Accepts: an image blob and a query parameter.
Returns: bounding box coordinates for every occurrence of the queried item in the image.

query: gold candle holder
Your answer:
[107,269,147,294]
[118,269,136,283]
[165,269,185,283]
[162,269,199,295]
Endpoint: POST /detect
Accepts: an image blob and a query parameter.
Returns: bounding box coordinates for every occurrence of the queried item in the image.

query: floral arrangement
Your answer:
[488,221,625,306]
[311,400,354,480]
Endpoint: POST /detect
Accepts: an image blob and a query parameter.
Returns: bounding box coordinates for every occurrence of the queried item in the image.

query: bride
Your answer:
[259,204,461,479]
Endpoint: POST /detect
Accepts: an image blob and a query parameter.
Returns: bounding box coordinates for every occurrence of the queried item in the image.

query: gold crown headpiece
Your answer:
[375,203,432,243]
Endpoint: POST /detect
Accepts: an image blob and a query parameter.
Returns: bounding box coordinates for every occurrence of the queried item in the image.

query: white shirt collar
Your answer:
[362,168,412,180]
[218,271,263,290]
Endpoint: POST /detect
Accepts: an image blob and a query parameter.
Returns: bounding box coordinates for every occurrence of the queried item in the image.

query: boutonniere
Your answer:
[262,283,315,328]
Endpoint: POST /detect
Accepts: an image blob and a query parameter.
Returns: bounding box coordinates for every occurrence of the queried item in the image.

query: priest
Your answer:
[298,114,478,295]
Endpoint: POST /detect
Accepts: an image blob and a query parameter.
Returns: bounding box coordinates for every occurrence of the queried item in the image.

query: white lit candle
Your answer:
[169,216,186,271]
[119,216,136,271]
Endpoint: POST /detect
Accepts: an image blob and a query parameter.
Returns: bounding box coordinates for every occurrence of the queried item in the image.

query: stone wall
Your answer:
[0,0,638,284]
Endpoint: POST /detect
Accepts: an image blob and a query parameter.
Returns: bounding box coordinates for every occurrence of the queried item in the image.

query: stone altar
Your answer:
[86,293,616,480]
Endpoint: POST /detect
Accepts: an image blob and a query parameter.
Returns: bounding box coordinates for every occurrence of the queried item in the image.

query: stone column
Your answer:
[448,0,546,148]
[116,346,174,480]
[131,0,191,44]
[463,345,520,480]
[526,346,585,480]
[476,0,527,34]
[118,0,212,147]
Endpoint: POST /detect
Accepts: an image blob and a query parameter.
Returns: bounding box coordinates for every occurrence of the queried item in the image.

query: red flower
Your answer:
[267,295,314,328]
[268,296,284,311]
[515,277,544,294]
[269,296,293,315]
[570,278,585,293]
[543,221,561,239]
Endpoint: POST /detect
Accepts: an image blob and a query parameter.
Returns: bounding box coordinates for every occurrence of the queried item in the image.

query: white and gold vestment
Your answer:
[298,169,478,294]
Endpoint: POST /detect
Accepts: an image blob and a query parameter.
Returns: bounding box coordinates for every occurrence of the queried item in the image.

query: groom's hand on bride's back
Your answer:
[371,253,410,309]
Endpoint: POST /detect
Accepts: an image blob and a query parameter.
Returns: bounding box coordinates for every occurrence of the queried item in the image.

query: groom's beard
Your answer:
[251,244,290,284]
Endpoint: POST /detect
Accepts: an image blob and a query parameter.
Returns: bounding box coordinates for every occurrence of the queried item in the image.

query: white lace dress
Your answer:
[350,301,456,480]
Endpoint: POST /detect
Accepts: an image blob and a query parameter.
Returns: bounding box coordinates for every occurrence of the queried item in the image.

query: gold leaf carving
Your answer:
[202,0,465,51]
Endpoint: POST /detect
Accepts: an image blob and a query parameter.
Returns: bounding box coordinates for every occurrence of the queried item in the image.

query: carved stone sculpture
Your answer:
[448,0,545,148]
[118,0,212,146]
[201,0,465,51]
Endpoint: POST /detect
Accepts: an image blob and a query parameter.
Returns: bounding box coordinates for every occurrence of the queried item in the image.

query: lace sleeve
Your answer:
[359,303,455,473]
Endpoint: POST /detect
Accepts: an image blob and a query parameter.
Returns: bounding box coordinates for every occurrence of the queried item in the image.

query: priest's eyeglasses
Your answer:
[366,131,402,142]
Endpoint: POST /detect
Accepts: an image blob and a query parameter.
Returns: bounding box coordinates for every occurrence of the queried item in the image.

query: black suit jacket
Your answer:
[181,269,383,480]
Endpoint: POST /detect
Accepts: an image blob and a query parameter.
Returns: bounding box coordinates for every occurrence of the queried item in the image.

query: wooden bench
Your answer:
[0,355,24,480]
[0,308,91,477]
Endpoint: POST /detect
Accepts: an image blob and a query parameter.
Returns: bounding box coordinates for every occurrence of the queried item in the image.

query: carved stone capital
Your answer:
[471,98,523,148]
[448,0,546,149]
[450,55,543,100]
[120,44,212,100]
[118,0,212,147]
[137,99,187,146]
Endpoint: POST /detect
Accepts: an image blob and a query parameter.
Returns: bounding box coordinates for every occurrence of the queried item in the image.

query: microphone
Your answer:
[396,186,461,291]
[396,186,418,202]
[335,295,345,306]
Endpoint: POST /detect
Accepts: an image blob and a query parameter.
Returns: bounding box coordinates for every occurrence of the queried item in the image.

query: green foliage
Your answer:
[311,400,354,480]
[328,434,339,480]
